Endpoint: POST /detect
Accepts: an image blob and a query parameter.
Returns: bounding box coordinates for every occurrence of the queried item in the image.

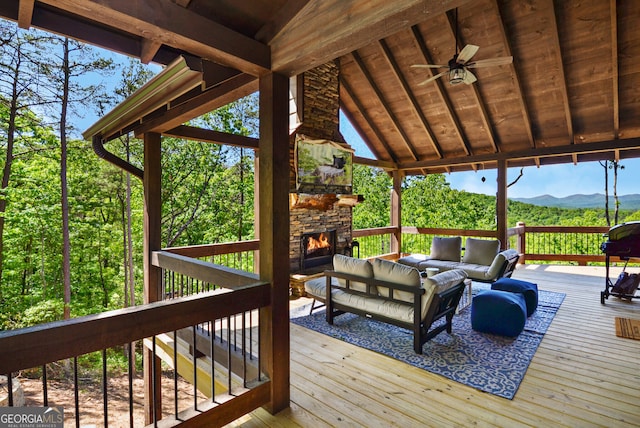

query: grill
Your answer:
[600,221,640,304]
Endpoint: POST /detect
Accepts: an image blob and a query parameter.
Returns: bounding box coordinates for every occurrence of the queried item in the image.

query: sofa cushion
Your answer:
[371,258,421,303]
[485,249,519,280]
[304,276,339,299]
[333,254,373,293]
[463,238,500,266]
[430,237,462,262]
[396,253,430,268]
[420,269,467,319]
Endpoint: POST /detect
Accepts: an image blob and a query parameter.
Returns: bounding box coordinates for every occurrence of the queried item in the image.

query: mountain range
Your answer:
[511,193,640,210]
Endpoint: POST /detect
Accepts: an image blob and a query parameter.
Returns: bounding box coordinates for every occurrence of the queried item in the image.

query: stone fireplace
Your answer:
[288,60,355,273]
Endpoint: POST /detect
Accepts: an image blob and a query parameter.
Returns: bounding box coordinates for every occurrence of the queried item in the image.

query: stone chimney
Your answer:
[289,60,354,272]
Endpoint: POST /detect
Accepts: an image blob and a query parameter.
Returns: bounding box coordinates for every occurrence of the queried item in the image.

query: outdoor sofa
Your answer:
[397,237,520,283]
[304,254,467,354]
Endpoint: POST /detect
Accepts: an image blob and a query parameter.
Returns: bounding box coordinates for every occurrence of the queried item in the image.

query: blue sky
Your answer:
[339,112,639,199]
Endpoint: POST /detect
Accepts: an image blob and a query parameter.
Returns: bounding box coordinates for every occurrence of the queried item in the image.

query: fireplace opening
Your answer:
[300,230,336,271]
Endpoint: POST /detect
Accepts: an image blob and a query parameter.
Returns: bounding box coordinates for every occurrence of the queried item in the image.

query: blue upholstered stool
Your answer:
[491,277,538,316]
[471,290,527,337]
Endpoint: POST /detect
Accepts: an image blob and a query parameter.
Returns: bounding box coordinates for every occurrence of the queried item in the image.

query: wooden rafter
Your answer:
[350,51,420,162]
[611,0,619,139]
[545,0,574,144]
[341,78,399,163]
[491,0,535,149]
[444,10,496,155]
[378,38,443,159]
[163,125,259,150]
[17,0,34,29]
[410,25,472,162]
[38,0,270,76]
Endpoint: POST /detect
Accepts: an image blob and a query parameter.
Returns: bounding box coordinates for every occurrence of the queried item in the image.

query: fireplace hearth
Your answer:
[300,230,336,271]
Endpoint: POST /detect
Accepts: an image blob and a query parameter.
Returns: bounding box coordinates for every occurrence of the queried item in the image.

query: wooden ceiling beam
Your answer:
[491,0,535,149]
[341,78,399,163]
[140,38,162,65]
[546,0,574,144]
[38,0,270,76]
[270,0,474,75]
[17,0,34,28]
[163,125,259,150]
[378,39,443,159]
[255,0,312,43]
[133,74,257,137]
[399,138,640,170]
[611,0,619,139]
[350,51,421,163]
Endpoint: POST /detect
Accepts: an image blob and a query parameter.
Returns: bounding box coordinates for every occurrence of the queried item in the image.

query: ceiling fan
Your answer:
[411,9,513,86]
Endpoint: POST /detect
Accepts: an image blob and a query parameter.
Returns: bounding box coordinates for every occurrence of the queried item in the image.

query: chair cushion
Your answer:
[333,254,373,293]
[397,253,430,268]
[471,290,527,337]
[371,258,421,304]
[491,277,539,316]
[430,237,462,262]
[463,238,500,266]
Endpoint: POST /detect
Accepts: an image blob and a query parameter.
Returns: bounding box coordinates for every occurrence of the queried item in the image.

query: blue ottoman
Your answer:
[492,277,538,316]
[471,290,527,337]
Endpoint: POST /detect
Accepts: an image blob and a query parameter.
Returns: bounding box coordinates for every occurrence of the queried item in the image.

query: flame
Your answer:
[307,233,330,251]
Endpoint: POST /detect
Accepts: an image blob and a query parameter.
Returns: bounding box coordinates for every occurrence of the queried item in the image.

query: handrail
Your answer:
[152,250,261,289]
[0,284,270,374]
[164,239,259,258]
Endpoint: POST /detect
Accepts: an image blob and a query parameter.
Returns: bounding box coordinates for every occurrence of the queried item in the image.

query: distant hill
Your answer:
[511,193,640,210]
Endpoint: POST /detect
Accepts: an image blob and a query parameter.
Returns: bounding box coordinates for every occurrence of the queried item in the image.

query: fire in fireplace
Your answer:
[300,230,336,271]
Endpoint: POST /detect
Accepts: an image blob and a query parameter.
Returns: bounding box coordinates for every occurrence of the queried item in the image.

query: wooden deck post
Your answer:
[496,159,508,250]
[258,72,290,413]
[390,170,402,256]
[142,132,163,424]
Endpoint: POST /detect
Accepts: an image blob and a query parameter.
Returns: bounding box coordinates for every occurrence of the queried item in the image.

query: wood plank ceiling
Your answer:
[3,0,640,175]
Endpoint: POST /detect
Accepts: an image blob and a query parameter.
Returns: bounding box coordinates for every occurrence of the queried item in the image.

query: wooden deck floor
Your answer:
[228,264,640,427]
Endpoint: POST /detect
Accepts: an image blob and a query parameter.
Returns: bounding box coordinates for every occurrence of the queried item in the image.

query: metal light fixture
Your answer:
[449,63,466,85]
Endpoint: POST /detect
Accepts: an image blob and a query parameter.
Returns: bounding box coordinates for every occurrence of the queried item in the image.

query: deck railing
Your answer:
[0,249,270,427]
[354,223,629,266]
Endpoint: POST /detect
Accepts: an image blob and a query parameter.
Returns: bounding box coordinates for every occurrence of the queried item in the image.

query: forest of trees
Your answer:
[1,22,638,331]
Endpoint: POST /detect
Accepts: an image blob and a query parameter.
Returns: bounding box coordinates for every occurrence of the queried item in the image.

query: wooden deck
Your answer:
[228,265,640,427]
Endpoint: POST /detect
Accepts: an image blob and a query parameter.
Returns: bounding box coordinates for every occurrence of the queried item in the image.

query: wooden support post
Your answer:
[142,132,163,424]
[496,159,508,250]
[258,72,290,413]
[390,170,402,256]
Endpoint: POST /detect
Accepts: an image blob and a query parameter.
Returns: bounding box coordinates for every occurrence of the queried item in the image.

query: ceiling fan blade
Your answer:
[463,69,477,85]
[411,64,448,69]
[456,44,479,64]
[417,70,448,86]
[466,56,513,68]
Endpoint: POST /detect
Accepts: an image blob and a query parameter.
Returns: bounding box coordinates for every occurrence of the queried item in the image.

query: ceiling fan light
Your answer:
[449,67,466,85]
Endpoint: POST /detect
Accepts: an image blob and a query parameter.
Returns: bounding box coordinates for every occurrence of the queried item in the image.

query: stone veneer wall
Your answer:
[289,60,353,271]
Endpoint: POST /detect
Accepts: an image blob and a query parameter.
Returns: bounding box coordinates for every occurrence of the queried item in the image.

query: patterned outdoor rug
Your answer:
[291,286,565,399]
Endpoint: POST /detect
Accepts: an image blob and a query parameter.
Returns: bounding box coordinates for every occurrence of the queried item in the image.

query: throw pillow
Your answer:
[333,254,373,293]
[462,238,500,266]
[430,236,462,262]
[371,258,420,303]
